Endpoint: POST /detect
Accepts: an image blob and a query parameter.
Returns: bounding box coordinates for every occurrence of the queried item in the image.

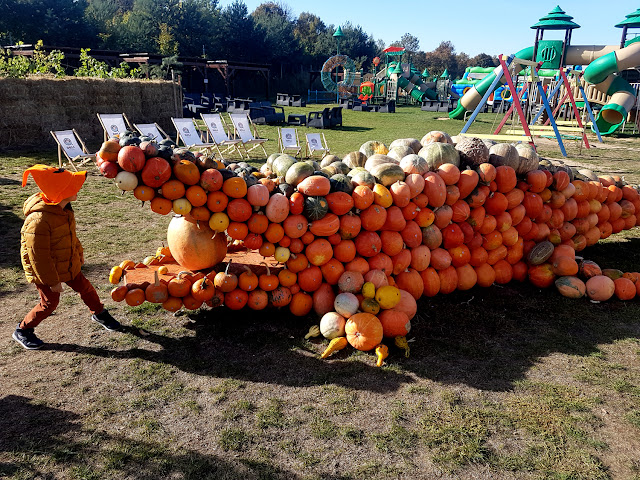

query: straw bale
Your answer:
[0,76,180,150]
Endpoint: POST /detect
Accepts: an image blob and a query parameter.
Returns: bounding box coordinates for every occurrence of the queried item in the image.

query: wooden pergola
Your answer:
[7,45,271,99]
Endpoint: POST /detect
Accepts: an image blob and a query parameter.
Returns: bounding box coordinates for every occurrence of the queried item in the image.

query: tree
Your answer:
[400,33,419,55]
[470,53,498,68]
[217,1,263,61]
[294,12,327,61]
[424,41,458,78]
[251,2,299,64]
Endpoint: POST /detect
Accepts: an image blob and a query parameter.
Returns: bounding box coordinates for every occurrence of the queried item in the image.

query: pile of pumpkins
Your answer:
[99,130,640,355]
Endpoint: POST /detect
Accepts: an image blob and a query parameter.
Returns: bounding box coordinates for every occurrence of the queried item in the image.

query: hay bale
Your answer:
[0,76,179,150]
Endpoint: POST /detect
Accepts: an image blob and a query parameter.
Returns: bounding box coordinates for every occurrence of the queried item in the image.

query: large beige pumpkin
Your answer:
[167,215,227,270]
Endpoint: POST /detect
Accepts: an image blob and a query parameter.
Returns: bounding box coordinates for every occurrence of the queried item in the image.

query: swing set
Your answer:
[458,54,602,157]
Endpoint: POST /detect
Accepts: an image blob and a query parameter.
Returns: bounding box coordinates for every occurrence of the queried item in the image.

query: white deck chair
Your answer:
[134,123,171,142]
[171,117,215,153]
[96,113,132,141]
[50,129,95,171]
[278,127,301,157]
[304,132,329,159]
[200,113,243,160]
[228,113,268,158]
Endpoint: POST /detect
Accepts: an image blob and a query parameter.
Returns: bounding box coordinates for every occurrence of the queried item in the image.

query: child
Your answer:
[14,165,121,350]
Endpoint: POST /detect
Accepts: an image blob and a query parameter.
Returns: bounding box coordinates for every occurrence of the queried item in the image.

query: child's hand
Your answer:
[51,283,63,293]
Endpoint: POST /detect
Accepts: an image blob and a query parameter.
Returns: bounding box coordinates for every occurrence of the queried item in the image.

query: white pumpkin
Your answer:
[319,312,346,339]
[114,171,138,191]
[334,292,359,318]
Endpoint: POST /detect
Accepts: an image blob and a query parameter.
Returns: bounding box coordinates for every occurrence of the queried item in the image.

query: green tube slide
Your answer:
[395,74,438,102]
[449,46,534,119]
[583,45,640,135]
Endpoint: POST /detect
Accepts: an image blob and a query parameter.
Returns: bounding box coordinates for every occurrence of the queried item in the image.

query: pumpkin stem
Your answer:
[224,259,233,275]
[153,270,160,287]
[260,261,271,276]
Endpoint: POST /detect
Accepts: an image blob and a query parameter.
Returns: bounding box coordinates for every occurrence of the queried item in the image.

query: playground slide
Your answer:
[449,47,534,119]
[582,42,640,135]
[396,74,438,101]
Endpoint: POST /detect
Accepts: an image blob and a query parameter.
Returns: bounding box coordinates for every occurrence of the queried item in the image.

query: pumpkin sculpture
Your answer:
[102,127,640,365]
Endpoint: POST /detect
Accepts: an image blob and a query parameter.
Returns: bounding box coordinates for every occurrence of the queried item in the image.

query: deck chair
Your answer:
[200,113,244,160]
[170,117,216,154]
[96,113,132,141]
[278,127,301,157]
[228,113,268,158]
[304,132,329,159]
[50,129,95,171]
[134,123,172,142]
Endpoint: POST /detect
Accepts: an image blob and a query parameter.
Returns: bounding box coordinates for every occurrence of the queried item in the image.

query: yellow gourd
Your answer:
[361,281,376,299]
[321,337,348,359]
[305,325,321,339]
[274,246,291,263]
[372,183,393,208]
[119,259,135,270]
[375,344,389,367]
[394,336,410,358]
[360,298,380,315]
[157,265,169,275]
[375,285,400,309]
[108,266,123,284]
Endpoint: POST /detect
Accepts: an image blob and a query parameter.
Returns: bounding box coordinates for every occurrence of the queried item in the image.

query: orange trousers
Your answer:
[21,272,104,329]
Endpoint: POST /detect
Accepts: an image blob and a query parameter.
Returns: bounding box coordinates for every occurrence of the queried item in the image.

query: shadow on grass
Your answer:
[404,278,640,391]
[40,238,640,394]
[45,306,415,394]
[0,394,299,479]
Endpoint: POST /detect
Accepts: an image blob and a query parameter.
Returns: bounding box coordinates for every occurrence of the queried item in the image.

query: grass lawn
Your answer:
[1,105,640,479]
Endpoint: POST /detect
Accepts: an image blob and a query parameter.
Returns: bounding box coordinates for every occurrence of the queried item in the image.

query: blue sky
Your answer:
[218,1,636,57]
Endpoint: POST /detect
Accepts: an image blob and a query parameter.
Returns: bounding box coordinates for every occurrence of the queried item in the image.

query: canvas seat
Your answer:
[134,123,172,142]
[304,132,329,159]
[96,113,133,141]
[228,113,268,158]
[201,113,244,160]
[278,127,301,157]
[50,129,95,171]
[171,117,216,154]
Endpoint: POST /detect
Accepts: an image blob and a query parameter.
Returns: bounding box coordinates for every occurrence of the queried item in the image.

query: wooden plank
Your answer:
[458,132,534,142]
[506,126,585,133]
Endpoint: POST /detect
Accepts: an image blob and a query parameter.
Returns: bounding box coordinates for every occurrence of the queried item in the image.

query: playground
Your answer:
[2,5,640,480]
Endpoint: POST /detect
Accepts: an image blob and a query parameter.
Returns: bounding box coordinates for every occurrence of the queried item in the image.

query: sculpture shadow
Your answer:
[46,306,414,394]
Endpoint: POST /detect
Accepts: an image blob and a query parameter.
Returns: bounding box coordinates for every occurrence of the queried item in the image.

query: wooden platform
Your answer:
[123,249,281,285]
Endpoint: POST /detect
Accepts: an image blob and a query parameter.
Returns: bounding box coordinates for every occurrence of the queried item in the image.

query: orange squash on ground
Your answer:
[345,313,384,351]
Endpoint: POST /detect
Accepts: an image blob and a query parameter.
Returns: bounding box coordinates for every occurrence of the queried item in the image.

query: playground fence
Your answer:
[307,90,338,104]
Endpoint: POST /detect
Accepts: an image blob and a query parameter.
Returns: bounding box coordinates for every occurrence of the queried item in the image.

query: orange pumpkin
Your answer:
[238,266,259,291]
[297,265,323,292]
[289,291,313,316]
[352,185,374,210]
[222,177,247,198]
[162,296,183,312]
[378,309,411,337]
[167,215,227,271]
[420,267,440,297]
[225,288,248,310]
[173,160,200,185]
[214,260,238,293]
[312,283,336,317]
[613,277,636,301]
[258,263,279,291]
[269,286,292,308]
[191,277,216,301]
[345,313,384,351]
[247,289,269,310]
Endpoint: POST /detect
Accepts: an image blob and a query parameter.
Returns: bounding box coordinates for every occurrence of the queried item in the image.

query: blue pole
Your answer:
[536,79,567,157]
[461,55,513,134]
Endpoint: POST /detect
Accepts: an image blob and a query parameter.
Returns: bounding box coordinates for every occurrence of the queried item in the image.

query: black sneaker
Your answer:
[91,310,121,331]
[13,326,44,350]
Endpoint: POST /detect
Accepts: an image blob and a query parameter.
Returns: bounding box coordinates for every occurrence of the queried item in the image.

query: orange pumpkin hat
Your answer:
[22,165,87,205]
